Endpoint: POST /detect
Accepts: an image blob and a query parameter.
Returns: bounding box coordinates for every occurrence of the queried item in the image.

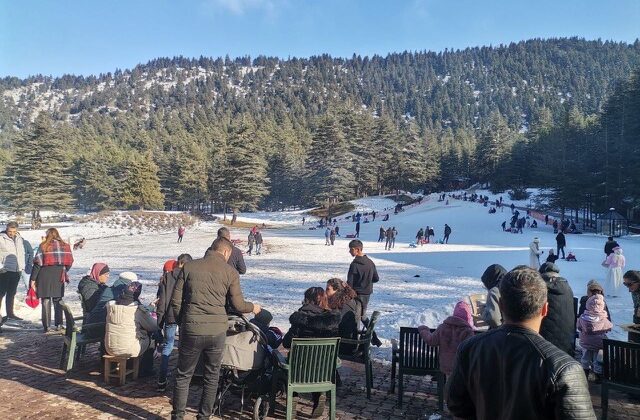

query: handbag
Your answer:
[25,287,39,309]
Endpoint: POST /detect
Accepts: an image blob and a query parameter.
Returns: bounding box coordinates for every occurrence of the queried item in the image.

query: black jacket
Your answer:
[77,276,106,314]
[282,303,341,348]
[604,240,619,256]
[206,245,246,275]
[556,232,566,246]
[447,325,596,420]
[347,255,379,296]
[539,271,576,355]
[156,267,181,327]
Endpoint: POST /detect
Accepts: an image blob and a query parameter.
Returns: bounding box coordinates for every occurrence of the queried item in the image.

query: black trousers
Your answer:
[41,297,63,330]
[358,294,371,319]
[0,271,21,317]
[172,332,226,420]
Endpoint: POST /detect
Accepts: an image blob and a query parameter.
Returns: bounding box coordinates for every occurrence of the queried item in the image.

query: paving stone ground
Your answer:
[0,325,638,419]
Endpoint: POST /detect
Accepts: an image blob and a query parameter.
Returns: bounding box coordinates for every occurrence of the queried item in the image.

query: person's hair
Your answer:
[6,221,18,230]
[511,264,530,271]
[41,228,66,251]
[212,237,233,253]
[623,270,640,284]
[217,227,230,240]
[499,268,547,322]
[348,239,363,250]
[304,287,329,309]
[327,279,357,310]
[177,254,193,265]
[608,236,614,241]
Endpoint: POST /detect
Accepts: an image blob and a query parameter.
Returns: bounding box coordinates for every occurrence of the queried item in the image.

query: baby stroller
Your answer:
[216,313,285,420]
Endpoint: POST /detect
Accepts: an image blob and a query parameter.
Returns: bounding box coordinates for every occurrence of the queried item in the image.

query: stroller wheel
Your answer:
[253,396,270,420]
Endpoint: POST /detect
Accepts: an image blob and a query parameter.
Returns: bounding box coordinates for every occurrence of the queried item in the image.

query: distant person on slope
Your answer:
[443,224,452,244]
[347,240,379,320]
[254,230,263,255]
[378,226,385,242]
[355,221,360,238]
[529,237,543,270]
[177,225,185,243]
[325,227,331,246]
[247,231,255,255]
[555,230,566,259]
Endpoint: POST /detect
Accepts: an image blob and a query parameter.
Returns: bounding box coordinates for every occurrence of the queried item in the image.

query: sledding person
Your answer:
[443,224,452,244]
[177,225,185,243]
[538,263,576,356]
[170,237,261,420]
[418,301,475,378]
[481,264,507,329]
[0,221,27,322]
[416,228,424,245]
[78,262,111,317]
[347,240,379,320]
[529,237,543,270]
[604,236,619,257]
[105,281,159,377]
[29,228,74,332]
[254,230,263,255]
[324,227,331,246]
[282,287,341,418]
[247,230,255,255]
[207,227,246,275]
[602,246,625,291]
[577,294,613,383]
[156,254,192,392]
[556,230,566,259]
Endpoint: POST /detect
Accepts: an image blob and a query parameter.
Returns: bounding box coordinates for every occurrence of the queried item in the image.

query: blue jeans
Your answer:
[159,323,177,382]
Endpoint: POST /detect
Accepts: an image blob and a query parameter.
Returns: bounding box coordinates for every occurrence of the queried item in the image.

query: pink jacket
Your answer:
[578,294,613,351]
[418,302,474,375]
[603,247,625,269]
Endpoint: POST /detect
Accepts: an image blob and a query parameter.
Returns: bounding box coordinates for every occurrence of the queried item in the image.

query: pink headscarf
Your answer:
[89,262,109,282]
[453,301,475,329]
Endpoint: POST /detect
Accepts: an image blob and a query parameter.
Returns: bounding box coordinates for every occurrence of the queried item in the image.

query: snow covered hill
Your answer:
[7,196,638,361]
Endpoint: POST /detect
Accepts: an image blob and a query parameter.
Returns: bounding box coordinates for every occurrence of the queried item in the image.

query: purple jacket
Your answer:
[577,294,613,351]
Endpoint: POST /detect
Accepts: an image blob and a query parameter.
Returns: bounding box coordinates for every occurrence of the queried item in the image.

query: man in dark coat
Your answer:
[347,240,379,319]
[604,236,619,257]
[171,237,260,420]
[206,227,246,275]
[443,224,452,243]
[538,263,576,356]
[355,221,360,238]
[556,231,566,259]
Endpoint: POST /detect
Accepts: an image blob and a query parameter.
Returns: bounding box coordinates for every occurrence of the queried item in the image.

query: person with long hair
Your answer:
[30,228,74,332]
[283,286,341,417]
[326,278,361,352]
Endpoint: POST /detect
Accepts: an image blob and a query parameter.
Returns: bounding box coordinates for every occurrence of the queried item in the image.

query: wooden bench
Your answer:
[602,339,640,420]
[103,355,140,385]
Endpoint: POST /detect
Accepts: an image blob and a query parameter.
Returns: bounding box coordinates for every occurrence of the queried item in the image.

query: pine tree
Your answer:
[0,114,74,212]
[119,152,164,210]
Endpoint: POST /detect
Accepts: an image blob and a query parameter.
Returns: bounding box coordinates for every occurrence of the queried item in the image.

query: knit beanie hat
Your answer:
[251,309,273,328]
[163,260,177,272]
[452,301,474,329]
[587,279,604,294]
[118,271,138,282]
[585,294,607,315]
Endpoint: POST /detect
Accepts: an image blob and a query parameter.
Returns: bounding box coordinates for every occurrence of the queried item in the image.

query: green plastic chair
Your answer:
[279,337,340,420]
[59,302,105,372]
[339,310,380,399]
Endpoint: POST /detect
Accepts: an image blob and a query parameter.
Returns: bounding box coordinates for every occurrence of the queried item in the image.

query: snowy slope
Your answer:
[7,196,637,362]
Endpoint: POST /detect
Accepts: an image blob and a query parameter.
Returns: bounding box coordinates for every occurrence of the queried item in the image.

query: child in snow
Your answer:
[577,294,613,382]
[418,301,475,378]
[566,251,577,262]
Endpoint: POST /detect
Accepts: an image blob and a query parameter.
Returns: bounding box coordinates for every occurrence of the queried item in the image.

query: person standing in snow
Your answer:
[355,221,360,238]
[329,228,336,246]
[604,236,619,257]
[302,217,306,226]
[177,225,186,243]
[0,221,27,322]
[247,231,255,255]
[325,227,331,246]
[254,230,263,255]
[347,240,379,319]
[372,211,376,221]
[602,247,625,291]
[416,228,424,246]
[428,226,435,242]
[481,264,507,329]
[378,227,385,242]
[385,228,392,250]
[510,203,515,213]
[335,226,340,237]
[443,224,452,244]
[501,221,507,231]
[529,237,543,270]
[556,230,566,259]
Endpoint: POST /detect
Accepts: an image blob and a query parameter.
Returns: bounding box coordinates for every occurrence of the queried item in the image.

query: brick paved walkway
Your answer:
[0,324,638,419]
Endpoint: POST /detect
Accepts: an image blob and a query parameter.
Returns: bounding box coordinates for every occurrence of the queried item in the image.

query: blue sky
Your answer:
[1,0,639,78]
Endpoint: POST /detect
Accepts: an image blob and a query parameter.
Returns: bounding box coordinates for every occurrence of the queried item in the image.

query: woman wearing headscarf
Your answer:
[77,263,110,316]
[105,281,159,375]
[29,228,74,332]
